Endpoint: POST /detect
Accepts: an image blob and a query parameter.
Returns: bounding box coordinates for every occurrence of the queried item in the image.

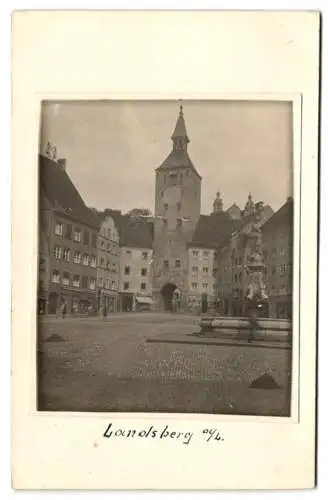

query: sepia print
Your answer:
[37,99,294,416]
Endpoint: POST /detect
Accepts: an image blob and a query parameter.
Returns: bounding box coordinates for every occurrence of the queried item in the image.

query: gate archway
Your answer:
[160,283,177,311]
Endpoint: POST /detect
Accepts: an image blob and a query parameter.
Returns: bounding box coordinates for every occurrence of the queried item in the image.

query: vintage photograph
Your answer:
[37,99,294,416]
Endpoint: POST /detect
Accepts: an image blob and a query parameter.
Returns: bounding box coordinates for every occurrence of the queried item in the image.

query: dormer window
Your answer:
[168,172,178,185]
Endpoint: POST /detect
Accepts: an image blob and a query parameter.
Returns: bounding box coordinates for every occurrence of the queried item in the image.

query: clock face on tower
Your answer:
[163,185,181,205]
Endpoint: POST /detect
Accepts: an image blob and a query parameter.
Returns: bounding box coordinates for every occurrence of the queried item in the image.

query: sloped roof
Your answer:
[120,216,154,249]
[39,154,99,228]
[156,149,201,176]
[189,212,240,249]
[261,198,293,231]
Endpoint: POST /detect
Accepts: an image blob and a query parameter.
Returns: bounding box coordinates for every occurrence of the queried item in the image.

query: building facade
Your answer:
[262,198,293,319]
[39,154,99,314]
[96,215,120,313]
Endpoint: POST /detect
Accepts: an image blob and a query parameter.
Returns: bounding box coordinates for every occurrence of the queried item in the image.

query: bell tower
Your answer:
[153,104,202,308]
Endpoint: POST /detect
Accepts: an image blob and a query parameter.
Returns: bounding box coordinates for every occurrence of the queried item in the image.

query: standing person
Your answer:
[248,306,258,343]
[62,302,67,319]
[102,304,107,320]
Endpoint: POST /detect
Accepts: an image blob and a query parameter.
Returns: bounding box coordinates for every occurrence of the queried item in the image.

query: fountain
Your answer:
[198,217,292,343]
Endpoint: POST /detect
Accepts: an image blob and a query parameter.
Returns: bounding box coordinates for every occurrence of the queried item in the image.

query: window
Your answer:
[54,245,62,259]
[279,284,286,294]
[73,250,81,264]
[169,172,178,184]
[164,203,168,212]
[89,278,96,290]
[272,247,276,256]
[203,267,209,273]
[73,275,80,288]
[65,224,72,239]
[177,202,181,211]
[163,260,169,269]
[83,230,89,246]
[112,280,117,289]
[234,274,238,283]
[99,257,104,266]
[99,277,103,287]
[238,257,242,265]
[112,263,117,272]
[51,270,60,283]
[106,260,110,269]
[82,276,88,289]
[63,248,70,262]
[55,222,63,236]
[176,219,182,228]
[212,268,217,277]
[163,219,168,226]
[142,251,148,261]
[202,282,208,289]
[175,259,181,268]
[83,254,89,266]
[124,282,130,290]
[91,233,97,248]
[203,250,210,257]
[125,249,132,258]
[73,228,81,242]
[214,251,218,259]
[192,266,198,273]
[107,243,110,251]
[191,283,198,290]
[100,240,104,247]
[90,255,96,268]
[213,284,217,291]
[192,250,199,257]
[106,279,110,289]
[140,282,147,291]
[141,268,147,277]
[263,250,267,260]
[125,266,130,275]
[280,247,285,256]
[239,272,242,282]
[272,265,276,275]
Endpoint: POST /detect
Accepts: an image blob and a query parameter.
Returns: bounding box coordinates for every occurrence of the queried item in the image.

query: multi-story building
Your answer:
[96,213,121,312]
[186,207,239,312]
[119,216,154,311]
[262,198,293,319]
[39,154,99,314]
[216,202,274,317]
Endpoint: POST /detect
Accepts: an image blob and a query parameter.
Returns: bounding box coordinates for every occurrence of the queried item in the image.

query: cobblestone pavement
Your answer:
[38,313,292,416]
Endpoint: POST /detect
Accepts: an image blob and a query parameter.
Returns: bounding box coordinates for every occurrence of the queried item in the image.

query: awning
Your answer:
[136,297,154,305]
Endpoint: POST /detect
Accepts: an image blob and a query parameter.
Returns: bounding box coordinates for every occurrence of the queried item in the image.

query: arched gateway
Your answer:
[160,283,177,311]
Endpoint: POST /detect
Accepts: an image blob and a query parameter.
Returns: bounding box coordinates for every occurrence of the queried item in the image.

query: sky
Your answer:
[40,99,293,214]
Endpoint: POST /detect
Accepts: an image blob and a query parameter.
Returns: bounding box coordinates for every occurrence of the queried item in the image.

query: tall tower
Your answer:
[212,191,223,214]
[152,104,202,308]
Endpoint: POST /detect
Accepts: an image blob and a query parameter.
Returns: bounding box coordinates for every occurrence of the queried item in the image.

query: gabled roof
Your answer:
[39,154,99,228]
[261,198,293,231]
[120,216,154,249]
[189,212,240,249]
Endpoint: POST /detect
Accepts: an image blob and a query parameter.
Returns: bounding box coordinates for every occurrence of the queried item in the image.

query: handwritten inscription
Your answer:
[103,423,224,446]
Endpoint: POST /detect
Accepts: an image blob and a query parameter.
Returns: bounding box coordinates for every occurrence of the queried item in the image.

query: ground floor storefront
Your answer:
[43,285,97,315]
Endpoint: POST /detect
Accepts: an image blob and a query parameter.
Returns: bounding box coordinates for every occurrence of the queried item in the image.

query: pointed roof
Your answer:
[156,105,201,179]
[171,105,189,142]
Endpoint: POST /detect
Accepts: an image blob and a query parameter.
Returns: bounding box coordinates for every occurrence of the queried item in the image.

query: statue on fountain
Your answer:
[244,218,268,342]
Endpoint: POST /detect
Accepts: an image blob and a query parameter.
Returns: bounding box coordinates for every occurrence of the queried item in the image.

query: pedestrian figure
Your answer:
[102,305,107,320]
[248,307,258,343]
[61,302,67,319]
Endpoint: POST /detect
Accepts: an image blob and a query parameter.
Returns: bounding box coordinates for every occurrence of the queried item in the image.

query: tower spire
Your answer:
[171,102,189,150]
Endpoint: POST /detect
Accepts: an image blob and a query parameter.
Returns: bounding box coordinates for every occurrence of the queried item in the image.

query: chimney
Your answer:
[57,158,67,170]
